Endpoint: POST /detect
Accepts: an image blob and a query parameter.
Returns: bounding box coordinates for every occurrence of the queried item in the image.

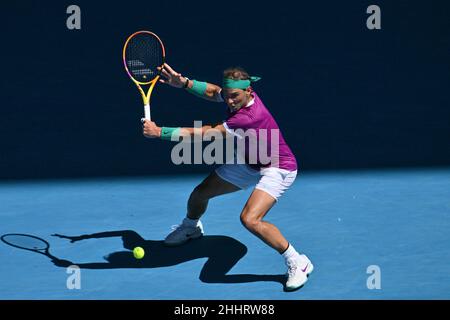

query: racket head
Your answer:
[123,31,165,85]
[1,233,50,253]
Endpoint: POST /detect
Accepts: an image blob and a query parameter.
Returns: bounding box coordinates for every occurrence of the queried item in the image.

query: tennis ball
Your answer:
[133,246,145,259]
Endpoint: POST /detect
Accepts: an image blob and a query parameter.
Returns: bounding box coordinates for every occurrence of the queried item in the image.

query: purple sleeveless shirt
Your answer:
[223,92,298,171]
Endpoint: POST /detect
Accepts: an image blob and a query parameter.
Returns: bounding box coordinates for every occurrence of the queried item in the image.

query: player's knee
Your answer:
[190,184,210,202]
[240,213,260,232]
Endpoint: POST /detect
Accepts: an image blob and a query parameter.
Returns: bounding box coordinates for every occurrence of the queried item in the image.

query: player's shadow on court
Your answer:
[51,230,286,286]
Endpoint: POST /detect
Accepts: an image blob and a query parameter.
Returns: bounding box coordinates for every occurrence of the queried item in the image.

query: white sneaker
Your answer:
[164,220,204,246]
[285,254,314,291]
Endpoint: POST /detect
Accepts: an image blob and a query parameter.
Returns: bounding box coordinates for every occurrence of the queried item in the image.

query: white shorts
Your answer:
[215,164,297,201]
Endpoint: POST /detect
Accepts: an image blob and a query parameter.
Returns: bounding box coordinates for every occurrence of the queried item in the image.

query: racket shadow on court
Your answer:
[1,231,285,287]
[1,233,73,267]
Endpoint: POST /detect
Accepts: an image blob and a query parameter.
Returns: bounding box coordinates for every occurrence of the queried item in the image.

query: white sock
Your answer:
[182,217,199,228]
[282,243,301,262]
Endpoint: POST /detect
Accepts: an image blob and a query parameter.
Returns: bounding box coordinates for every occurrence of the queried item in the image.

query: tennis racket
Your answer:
[122,30,165,121]
[1,233,58,260]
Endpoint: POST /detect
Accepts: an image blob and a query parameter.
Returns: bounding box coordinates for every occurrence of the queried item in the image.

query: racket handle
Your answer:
[144,104,151,121]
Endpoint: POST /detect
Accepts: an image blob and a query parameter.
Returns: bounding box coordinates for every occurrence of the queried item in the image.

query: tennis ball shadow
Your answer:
[52,230,286,286]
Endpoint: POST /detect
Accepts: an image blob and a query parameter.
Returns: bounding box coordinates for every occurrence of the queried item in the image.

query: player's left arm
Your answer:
[159,63,223,103]
[142,120,227,140]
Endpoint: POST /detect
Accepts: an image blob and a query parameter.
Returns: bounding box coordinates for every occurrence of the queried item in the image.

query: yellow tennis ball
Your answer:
[133,247,145,259]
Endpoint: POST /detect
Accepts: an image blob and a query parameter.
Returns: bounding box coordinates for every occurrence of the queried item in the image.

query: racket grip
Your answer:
[144,104,151,121]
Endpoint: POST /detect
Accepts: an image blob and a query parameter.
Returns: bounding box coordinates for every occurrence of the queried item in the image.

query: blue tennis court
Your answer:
[1,1,450,304]
[1,168,449,299]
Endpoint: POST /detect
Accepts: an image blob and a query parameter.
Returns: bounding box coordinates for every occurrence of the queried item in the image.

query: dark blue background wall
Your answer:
[1,1,449,179]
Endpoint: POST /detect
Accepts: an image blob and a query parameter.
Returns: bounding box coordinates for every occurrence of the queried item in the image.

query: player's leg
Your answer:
[239,188,286,251]
[239,168,313,291]
[187,171,240,220]
[164,170,240,246]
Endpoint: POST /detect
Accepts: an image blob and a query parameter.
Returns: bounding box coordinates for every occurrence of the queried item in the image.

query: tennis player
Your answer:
[142,63,313,291]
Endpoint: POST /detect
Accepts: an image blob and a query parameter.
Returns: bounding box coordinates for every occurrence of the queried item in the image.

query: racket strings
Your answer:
[125,33,164,82]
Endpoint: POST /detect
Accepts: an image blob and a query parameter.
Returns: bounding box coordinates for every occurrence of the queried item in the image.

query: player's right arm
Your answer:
[159,63,223,102]
[142,120,227,140]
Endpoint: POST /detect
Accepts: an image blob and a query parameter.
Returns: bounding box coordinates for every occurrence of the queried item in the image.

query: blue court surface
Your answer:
[1,168,449,300]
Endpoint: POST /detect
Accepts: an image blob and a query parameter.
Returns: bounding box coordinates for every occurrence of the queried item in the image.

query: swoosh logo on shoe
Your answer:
[301,263,309,273]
